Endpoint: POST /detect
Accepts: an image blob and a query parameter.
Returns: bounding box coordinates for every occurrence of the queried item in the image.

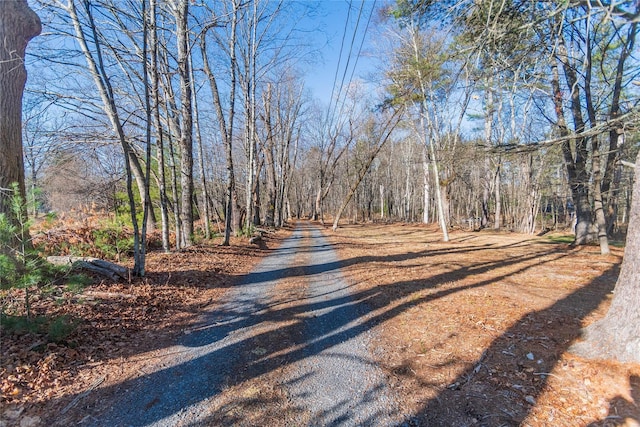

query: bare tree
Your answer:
[65,0,146,274]
[150,0,170,252]
[190,54,212,240]
[309,104,353,223]
[332,108,402,231]
[201,0,242,245]
[258,76,304,227]
[22,98,62,217]
[173,0,194,247]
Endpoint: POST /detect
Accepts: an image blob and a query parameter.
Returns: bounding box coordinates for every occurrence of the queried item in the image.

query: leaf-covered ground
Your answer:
[326,223,640,426]
[1,221,639,426]
[1,222,287,427]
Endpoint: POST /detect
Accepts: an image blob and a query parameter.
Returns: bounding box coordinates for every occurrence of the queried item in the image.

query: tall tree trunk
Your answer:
[403,160,412,221]
[252,177,261,226]
[410,20,448,242]
[271,81,300,228]
[139,0,153,276]
[603,19,637,236]
[158,49,184,248]
[481,77,494,228]
[550,56,589,244]
[556,33,593,245]
[0,0,41,231]
[132,157,156,233]
[481,161,491,228]
[150,0,170,252]
[422,148,429,223]
[606,135,624,235]
[592,137,610,254]
[245,84,256,231]
[493,161,501,230]
[571,151,640,363]
[167,128,182,249]
[519,153,543,234]
[29,164,37,218]
[314,185,322,222]
[428,133,449,241]
[263,84,277,227]
[381,184,386,220]
[68,0,144,274]
[190,55,211,240]
[201,1,240,245]
[175,0,193,247]
[584,19,610,255]
[242,0,259,232]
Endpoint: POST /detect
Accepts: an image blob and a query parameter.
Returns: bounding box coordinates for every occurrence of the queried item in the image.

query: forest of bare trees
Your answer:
[5,0,635,266]
[3,1,640,410]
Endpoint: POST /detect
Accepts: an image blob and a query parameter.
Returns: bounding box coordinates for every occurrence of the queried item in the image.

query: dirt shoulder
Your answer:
[325,222,639,426]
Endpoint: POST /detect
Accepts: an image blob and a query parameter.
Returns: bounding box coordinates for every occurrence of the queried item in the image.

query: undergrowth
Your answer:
[0,313,78,344]
[1,184,88,342]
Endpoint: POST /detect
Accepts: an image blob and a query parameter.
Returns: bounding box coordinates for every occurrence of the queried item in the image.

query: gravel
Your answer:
[84,223,402,426]
[284,224,402,426]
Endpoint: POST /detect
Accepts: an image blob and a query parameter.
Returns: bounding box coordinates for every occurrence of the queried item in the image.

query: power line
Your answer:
[334,0,377,123]
[327,0,353,123]
[333,0,364,115]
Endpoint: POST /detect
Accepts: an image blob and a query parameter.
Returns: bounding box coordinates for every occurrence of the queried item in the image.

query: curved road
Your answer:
[85,222,402,426]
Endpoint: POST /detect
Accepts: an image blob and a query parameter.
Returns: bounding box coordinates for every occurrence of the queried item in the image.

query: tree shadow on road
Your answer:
[48,224,620,426]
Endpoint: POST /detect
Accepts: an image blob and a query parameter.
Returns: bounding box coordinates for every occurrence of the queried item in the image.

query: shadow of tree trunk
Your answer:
[411,264,619,426]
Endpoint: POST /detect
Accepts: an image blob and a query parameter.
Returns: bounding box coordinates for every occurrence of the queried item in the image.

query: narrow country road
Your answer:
[85,222,402,426]
[284,224,400,425]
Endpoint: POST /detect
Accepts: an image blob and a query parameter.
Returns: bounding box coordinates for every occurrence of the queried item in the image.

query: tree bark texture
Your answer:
[556,33,594,245]
[0,0,41,219]
[175,0,194,247]
[263,84,277,227]
[190,53,211,240]
[150,0,170,252]
[550,57,592,245]
[571,151,640,363]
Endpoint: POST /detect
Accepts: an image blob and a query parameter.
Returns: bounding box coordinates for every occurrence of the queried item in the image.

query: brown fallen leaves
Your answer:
[1,227,288,427]
[326,222,640,427]
[2,221,639,427]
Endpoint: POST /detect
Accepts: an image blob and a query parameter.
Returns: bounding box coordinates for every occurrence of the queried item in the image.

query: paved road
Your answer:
[86,222,401,426]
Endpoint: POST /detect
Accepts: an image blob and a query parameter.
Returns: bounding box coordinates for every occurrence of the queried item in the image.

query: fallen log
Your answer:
[82,290,136,299]
[47,256,129,281]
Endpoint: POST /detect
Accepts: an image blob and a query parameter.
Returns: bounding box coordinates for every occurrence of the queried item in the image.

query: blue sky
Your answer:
[299,0,381,106]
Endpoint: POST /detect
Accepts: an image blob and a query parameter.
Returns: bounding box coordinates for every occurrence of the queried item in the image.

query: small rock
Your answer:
[526,352,534,360]
[525,395,536,405]
[251,347,267,356]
